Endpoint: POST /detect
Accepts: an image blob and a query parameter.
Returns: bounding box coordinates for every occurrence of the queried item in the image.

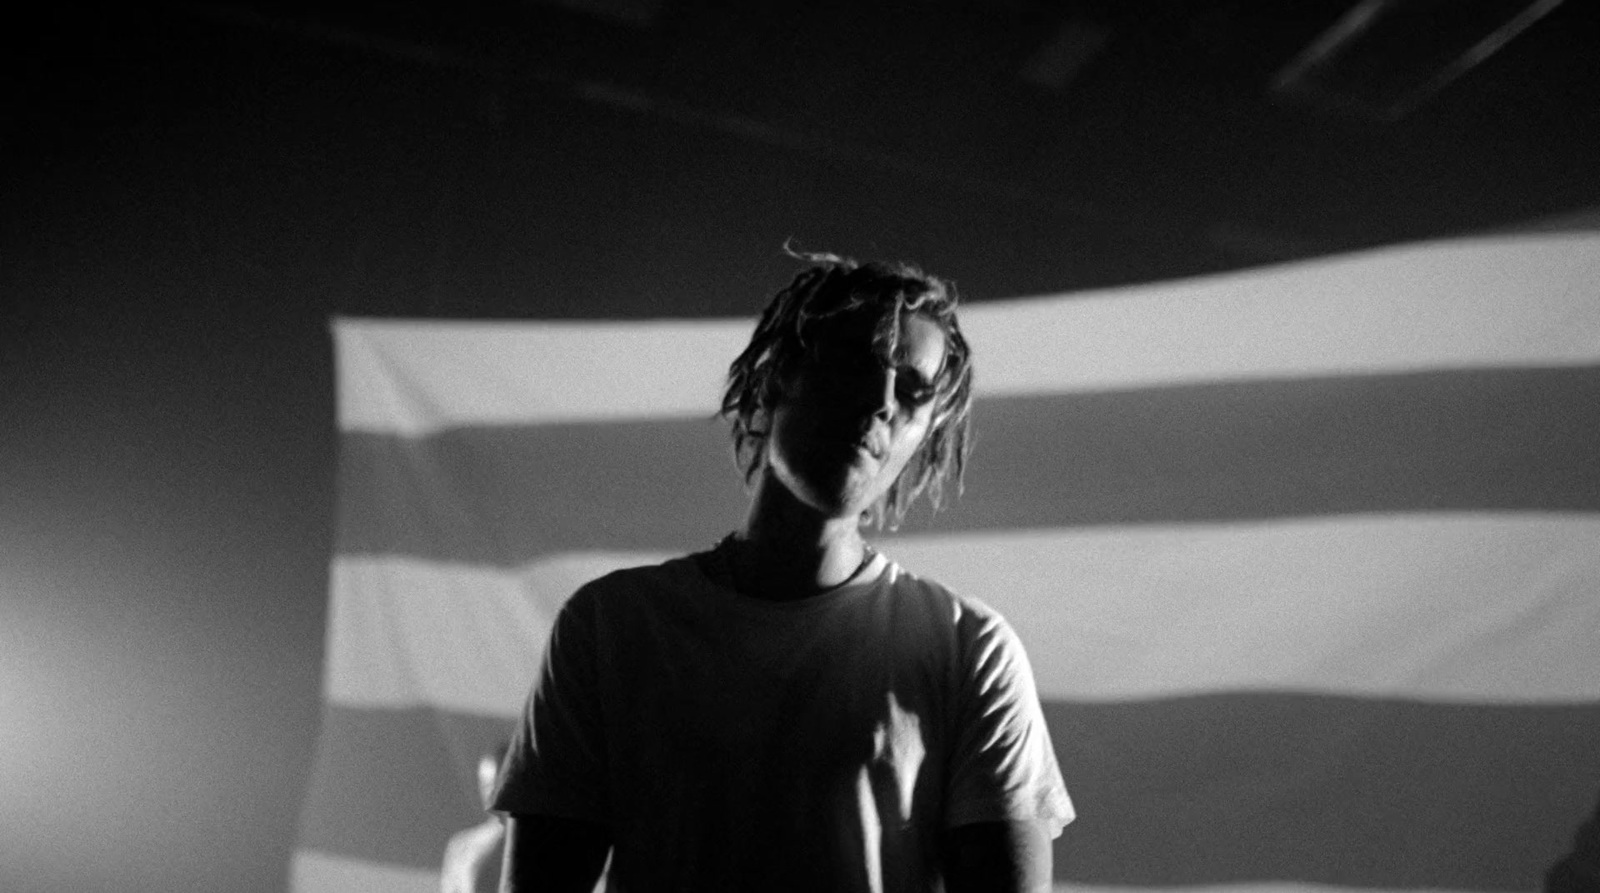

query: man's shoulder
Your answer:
[566,553,706,608]
[881,557,1012,632]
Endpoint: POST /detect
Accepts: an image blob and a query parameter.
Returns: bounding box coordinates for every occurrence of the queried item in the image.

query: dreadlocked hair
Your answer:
[719,249,975,531]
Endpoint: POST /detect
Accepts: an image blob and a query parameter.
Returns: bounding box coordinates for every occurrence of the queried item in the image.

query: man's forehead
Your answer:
[812,304,938,338]
[823,304,940,340]
[808,307,948,380]
[897,315,949,379]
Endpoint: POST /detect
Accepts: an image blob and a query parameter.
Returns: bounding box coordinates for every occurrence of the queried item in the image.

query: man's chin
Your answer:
[777,463,888,521]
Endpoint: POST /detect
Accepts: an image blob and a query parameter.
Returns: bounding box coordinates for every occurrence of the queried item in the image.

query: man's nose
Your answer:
[863,364,897,421]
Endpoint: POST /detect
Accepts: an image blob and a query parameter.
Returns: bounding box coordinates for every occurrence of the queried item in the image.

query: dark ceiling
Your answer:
[8,0,1599,316]
[173,0,1599,255]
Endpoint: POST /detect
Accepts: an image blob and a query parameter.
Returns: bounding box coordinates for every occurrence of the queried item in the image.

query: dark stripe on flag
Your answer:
[336,364,1600,564]
[296,705,514,867]
[1051,694,1600,890]
[298,696,1600,889]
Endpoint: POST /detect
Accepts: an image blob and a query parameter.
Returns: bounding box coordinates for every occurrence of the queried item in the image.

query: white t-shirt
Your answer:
[492,550,1072,892]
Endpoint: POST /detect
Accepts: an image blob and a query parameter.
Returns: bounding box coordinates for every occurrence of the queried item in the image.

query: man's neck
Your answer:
[732,478,870,600]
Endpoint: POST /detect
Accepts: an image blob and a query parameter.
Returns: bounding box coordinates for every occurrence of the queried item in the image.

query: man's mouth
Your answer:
[850,434,886,459]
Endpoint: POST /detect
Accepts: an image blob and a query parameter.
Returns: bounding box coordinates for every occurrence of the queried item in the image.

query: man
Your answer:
[492,252,1072,891]
[441,744,511,893]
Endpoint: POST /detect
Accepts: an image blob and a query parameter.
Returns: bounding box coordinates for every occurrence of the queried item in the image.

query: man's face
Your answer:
[765,307,948,520]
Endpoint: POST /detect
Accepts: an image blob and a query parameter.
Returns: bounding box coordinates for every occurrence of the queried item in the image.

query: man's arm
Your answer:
[500,814,611,893]
[942,820,1053,893]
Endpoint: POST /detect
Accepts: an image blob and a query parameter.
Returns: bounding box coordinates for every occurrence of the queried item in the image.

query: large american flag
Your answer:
[292,231,1600,892]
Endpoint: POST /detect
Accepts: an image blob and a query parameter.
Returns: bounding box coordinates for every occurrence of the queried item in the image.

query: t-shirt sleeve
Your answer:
[945,608,1074,838]
[489,587,608,823]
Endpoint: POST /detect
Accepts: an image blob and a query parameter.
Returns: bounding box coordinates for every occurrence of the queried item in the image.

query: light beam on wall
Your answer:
[1271,0,1566,120]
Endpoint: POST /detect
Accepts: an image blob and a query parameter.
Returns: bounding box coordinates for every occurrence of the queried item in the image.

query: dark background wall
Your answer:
[4,4,1597,891]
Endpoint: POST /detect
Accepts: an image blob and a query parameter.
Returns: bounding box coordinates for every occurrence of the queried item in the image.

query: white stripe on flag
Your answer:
[324,513,1600,711]
[334,317,751,433]
[324,551,669,714]
[289,848,438,893]
[890,514,1600,704]
[334,231,1600,434]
